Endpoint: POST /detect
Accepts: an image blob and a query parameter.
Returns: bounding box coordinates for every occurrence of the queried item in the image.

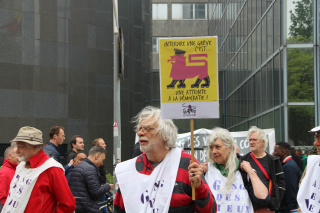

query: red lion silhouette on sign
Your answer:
[167,49,210,89]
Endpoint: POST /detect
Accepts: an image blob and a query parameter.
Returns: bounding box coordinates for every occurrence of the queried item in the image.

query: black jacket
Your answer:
[240,152,286,211]
[69,158,110,213]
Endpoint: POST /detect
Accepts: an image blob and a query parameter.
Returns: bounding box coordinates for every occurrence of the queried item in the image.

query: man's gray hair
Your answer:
[4,143,17,159]
[132,106,177,149]
[247,126,268,150]
[88,146,105,156]
[206,127,237,194]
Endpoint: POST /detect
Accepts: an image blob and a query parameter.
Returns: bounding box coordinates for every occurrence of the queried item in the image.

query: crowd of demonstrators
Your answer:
[273,142,301,213]
[64,135,85,165]
[0,143,19,207]
[69,146,113,213]
[240,126,285,213]
[2,126,75,213]
[203,128,254,213]
[114,106,217,213]
[43,126,65,163]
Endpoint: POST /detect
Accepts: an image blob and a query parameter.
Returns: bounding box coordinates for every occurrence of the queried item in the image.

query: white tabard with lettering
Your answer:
[115,148,182,213]
[297,155,320,213]
[2,158,63,213]
[205,163,253,213]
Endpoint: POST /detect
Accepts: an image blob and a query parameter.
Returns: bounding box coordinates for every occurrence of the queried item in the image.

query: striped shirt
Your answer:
[114,150,217,213]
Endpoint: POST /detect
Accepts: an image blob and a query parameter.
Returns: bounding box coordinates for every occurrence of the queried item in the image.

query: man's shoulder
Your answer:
[284,159,300,170]
[43,143,58,152]
[265,153,281,162]
[74,160,95,172]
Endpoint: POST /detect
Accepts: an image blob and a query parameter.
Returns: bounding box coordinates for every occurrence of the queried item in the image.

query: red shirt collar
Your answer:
[3,158,18,170]
[28,149,50,168]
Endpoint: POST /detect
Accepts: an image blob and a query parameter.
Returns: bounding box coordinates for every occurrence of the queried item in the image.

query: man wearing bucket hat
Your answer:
[1,126,76,213]
[297,125,320,213]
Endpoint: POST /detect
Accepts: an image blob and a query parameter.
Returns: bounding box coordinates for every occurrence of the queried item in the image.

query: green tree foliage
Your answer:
[287,0,314,102]
[287,0,314,146]
[289,0,313,40]
[287,48,314,102]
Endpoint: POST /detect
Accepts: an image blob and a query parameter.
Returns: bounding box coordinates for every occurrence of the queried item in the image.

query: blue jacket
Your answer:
[43,142,61,163]
[279,158,301,212]
[69,158,110,213]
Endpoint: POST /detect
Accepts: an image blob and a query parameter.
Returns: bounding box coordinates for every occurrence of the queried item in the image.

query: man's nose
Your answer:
[137,129,145,136]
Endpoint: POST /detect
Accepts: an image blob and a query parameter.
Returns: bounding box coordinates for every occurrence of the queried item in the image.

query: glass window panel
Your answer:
[172,4,180,19]
[288,105,315,146]
[266,61,273,109]
[243,2,247,36]
[273,0,280,51]
[280,50,284,103]
[267,8,273,58]
[248,78,255,117]
[252,0,256,29]
[247,0,252,32]
[273,53,280,106]
[261,66,267,111]
[287,48,314,102]
[247,38,252,73]
[152,37,158,53]
[152,4,167,20]
[274,108,282,141]
[257,0,261,20]
[287,0,313,44]
[262,111,273,129]
[261,16,267,62]
[257,23,261,67]
[255,71,262,114]
[195,4,206,19]
[252,30,257,70]
[183,4,193,19]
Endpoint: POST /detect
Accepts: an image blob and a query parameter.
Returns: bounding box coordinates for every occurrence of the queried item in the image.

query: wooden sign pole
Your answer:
[190,118,195,200]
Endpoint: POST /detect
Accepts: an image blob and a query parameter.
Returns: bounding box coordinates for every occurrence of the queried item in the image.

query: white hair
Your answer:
[132,106,177,149]
[247,126,268,150]
[206,127,237,194]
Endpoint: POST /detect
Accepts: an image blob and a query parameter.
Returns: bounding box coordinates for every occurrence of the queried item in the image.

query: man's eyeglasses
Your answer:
[135,126,155,133]
[314,134,320,141]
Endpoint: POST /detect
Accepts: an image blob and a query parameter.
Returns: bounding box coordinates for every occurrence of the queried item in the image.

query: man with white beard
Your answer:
[2,126,75,213]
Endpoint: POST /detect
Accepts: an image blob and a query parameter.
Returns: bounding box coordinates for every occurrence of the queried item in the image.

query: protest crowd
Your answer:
[0,106,319,213]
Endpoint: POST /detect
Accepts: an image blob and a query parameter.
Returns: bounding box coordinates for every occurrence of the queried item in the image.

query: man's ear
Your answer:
[95,153,100,160]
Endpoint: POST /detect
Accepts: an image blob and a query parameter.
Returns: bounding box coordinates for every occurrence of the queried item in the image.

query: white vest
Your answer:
[297,155,320,213]
[2,158,63,213]
[205,163,254,213]
[115,148,182,213]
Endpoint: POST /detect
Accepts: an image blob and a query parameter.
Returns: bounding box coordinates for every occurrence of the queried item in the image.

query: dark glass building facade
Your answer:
[0,0,151,172]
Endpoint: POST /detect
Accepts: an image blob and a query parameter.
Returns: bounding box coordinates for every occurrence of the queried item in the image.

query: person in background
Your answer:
[273,142,301,213]
[65,152,87,183]
[240,126,285,213]
[114,106,216,213]
[0,143,20,206]
[43,126,65,163]
[64,135,85,165]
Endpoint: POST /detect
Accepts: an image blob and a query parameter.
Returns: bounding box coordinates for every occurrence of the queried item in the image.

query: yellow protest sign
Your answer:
[159,37,219,119]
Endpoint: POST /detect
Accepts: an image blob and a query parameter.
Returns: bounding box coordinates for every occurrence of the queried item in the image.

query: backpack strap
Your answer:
[250,153,273,195]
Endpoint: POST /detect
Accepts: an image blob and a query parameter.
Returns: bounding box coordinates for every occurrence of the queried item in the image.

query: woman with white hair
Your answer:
[204,127,254,213]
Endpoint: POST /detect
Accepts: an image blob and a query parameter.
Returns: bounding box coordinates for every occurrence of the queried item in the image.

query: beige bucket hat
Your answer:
[11,126,43,145]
